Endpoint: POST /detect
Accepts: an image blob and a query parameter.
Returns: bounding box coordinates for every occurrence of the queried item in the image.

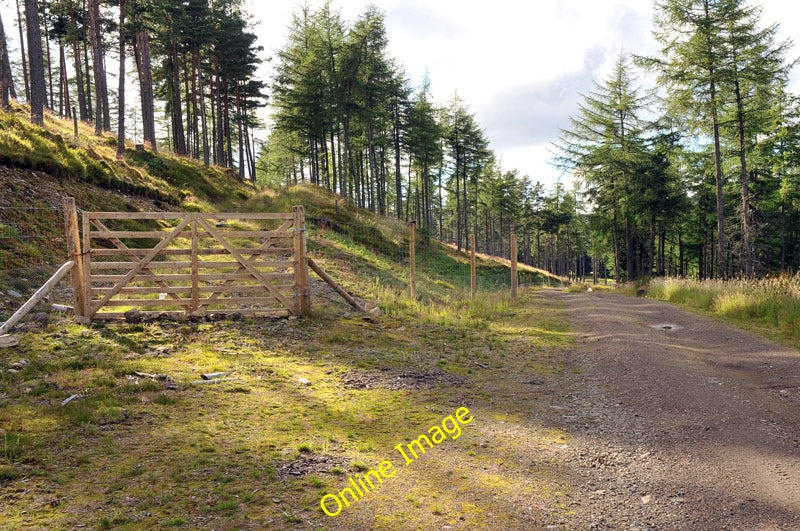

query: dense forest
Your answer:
[1,0,800,280]
[0,0,263,175]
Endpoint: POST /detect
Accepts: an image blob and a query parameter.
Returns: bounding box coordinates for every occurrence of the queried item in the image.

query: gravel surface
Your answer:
[543,290,800,530]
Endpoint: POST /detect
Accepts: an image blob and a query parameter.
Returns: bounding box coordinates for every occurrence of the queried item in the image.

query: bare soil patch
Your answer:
[276,455,352,479]
[341,369,467,390]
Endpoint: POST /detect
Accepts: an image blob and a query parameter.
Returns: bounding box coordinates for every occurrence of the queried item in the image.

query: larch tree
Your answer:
[643,0,729,278]
[557,53,656,281]
[719,1,791,276]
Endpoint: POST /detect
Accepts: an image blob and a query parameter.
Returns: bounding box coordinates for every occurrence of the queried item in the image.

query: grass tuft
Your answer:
[646,275,800,346]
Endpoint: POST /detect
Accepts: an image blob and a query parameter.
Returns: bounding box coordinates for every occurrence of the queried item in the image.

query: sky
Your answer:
[247,0,800,189]
[1,0,799,189]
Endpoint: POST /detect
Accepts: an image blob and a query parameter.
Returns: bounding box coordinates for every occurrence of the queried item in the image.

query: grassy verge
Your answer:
[0,286,576,529]
[1,180,579,528]
[645,276,800,347]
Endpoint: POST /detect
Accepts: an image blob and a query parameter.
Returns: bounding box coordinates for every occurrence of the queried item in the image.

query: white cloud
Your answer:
[2,0,799,189]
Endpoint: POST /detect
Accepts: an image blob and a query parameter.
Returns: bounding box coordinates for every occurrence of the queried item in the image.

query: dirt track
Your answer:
[544,291,800,530]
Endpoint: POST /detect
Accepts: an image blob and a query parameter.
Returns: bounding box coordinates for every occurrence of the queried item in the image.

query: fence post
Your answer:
[511,226,518,302]
[63,197,87,320]
[471,234,476,300]
[81,211,94,319]
[293,205,310,315]
[409,222,416,299]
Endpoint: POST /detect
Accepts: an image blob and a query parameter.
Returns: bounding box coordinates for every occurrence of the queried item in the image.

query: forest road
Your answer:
[541,290,800,530]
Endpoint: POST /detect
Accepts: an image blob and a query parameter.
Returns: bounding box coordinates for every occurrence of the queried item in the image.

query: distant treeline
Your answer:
[262,0,800,280]
[3,0,800,280]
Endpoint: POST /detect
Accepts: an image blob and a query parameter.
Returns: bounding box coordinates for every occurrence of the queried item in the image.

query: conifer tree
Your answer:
[643,0,729,277]
[25,0,46,125]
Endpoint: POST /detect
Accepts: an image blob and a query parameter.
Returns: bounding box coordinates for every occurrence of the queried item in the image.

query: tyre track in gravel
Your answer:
[541,290,800,530]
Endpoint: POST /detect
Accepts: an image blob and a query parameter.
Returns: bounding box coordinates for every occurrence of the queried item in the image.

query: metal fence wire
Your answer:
[0,206,73,326]
[305,216,562,299]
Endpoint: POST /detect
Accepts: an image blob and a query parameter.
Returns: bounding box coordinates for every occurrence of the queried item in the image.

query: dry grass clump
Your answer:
[647,274,800,345]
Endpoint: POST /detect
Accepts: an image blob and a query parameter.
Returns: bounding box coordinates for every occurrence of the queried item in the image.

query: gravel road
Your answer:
[543,291,800,530]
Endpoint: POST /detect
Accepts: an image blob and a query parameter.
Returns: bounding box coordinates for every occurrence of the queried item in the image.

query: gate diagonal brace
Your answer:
[90,218,191,311]
[196,218,295,311]
[306,257,364,312]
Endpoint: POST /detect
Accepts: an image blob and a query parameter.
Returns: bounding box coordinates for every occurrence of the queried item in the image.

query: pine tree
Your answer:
[0,11,16,109]
[87,0,109,133]
[405,79,442,228]
[116,0,127,158]
[25,0,47,125]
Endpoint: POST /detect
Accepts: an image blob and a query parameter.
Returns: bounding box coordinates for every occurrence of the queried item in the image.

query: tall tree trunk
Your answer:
[455,148,461,251]
[237,83,244,178]
[88,0,107,134]
[133,29,156,151]
[342,114,355,200]
[625,217,634,282]
[69,2,86,120]
[198,54,209,167]
[329,127,338,192]
[210,72,217,163]
[82,0,92,122]
[0,11,15,109]
[224,82,232,167]
[393,102,402,217]
[42,7,54,110]
[168,39,185,154]
[59,42,70,118]
[72,40,85,118]
[190,51,200,160]
[710,92,726,279]
[182,52,193,158]
[462,160,469,252]
[24,0,46,125]
[244,112,254,180]
[16,0,29,100]
[702,0,726,279]
[116,0,126,159]
[733,77,753,277]
[214,59,224,165]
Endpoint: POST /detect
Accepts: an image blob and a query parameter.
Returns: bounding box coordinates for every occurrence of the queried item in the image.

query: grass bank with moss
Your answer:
[1,116,577,528]
[1,282,576,529]
[645,276,800,347]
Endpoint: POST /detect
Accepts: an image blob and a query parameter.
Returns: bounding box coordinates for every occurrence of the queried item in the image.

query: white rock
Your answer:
[298,377,311,386]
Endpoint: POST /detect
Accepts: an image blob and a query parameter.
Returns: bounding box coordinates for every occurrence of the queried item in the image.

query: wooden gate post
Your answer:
[409,222,416,299]
[63,197,88,320]
[293,205,310,315]
[511,226,518,302]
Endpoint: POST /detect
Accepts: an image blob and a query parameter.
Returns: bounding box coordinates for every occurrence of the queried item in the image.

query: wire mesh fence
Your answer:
[0,205,73,327]
[304,214,563,306]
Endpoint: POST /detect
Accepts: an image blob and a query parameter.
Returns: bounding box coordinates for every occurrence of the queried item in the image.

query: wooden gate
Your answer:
[77,206,309,320]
